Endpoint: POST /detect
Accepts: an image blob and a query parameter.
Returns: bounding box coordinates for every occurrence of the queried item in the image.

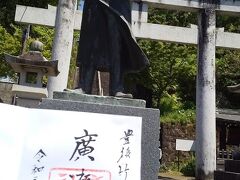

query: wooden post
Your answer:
[196,4,216,180]
[21,25,30,55]
[47,0,76,98]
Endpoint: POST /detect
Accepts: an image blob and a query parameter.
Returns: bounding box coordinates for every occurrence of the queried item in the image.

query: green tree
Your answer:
[0,25,21,78]
[127,9,198,111]
[129,8,240,111]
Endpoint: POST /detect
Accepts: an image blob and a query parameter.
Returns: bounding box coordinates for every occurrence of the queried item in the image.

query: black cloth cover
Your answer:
[76,0,149,73]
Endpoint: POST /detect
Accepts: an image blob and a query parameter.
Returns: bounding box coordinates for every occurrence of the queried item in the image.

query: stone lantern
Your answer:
[5,40,59,107]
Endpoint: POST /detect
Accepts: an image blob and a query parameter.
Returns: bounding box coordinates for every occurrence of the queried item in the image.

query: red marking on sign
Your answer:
[48,167,111,180]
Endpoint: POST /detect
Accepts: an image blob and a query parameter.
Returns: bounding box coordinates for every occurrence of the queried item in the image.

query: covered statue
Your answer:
[76,0,149,98]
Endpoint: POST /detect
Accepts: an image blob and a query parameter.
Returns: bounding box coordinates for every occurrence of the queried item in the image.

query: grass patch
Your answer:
[161,109,196,124]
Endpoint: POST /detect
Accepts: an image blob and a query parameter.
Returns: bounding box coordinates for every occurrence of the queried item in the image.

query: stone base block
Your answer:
[38,97,160,180]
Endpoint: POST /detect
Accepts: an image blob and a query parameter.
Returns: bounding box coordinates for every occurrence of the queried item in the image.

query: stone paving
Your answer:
[159,172,195,180]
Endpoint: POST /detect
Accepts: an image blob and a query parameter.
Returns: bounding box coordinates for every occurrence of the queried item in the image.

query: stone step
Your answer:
[225,160,240,173]
[214,170,240,180]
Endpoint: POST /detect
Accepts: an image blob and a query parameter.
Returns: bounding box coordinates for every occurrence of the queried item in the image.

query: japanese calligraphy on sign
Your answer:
[32,149,47,180]
[69,129,98,162]
[117,129,134,180]
[0,104,142,180]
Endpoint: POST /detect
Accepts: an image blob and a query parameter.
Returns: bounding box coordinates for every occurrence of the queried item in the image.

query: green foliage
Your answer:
[160,163,179,173]
[158,93,183,115]
[215,47,240,107]
[148,8,197,27]
[215,14,240,91]
[217,14,240,33]
[0,25,21,78]
[126,9,198,110]
[216,48,240,89]
[180,156,196,177]
[136,37,197,109]
[161,109,196,124]
[29,25,55,59]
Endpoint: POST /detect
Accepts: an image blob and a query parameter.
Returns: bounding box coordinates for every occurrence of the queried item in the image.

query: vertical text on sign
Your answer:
[117,129,134,180]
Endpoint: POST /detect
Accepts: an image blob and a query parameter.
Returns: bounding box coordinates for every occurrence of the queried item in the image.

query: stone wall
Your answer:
[161,123,195,166]
[0,82,13,104]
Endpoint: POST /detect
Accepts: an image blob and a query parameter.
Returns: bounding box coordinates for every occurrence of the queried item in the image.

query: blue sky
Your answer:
[78,0,85,11]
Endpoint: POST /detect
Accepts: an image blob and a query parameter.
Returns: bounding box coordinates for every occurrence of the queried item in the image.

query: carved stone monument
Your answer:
[39,91,160,180]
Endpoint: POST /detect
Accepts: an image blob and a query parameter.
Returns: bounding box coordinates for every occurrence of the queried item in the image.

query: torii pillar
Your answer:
[47,0,76,98]
[196,2,216,180]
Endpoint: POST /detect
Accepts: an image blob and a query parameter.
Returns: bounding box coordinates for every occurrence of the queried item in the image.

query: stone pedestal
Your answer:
[12,84,48,108]
[53,91,147,108]
[38,91,160,180]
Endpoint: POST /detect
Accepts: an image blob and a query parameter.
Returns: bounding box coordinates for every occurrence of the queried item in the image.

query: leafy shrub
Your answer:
[161,109,196,124]
[159,93,183,115]
[180,157,195,177]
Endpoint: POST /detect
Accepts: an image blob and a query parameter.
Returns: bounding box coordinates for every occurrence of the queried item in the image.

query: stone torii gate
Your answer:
[15,0,240,179]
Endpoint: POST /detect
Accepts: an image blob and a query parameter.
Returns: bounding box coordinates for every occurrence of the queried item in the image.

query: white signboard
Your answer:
[0,104,142,180]
[176,139,195,152]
